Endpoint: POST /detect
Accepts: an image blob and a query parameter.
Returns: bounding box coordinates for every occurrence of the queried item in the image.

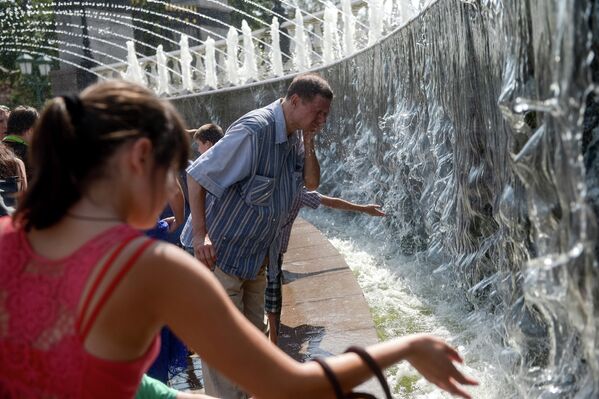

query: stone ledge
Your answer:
[279,218,383,396]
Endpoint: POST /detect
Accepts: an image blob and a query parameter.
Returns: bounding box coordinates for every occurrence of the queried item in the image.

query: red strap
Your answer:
[80,238,155,341]
[75,234,139,333]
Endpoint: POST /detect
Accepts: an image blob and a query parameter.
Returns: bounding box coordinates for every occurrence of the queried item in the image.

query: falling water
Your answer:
[240,20,258,82]
[156,44,170,95]
[226,27,240,85]
[293,8,311,72]
[270,17,284,77]
[341,0,356,57]
[172,1,599,397]
[368,0,384,45]
[123,40,146,85]
[179,34,194,92]
[204,37,218,89]
[323,2,340,65]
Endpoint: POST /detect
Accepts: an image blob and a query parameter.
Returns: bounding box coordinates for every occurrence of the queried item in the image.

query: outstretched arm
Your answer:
[320,195,386,217]
[89,242,477,399]
[145,247,477,399]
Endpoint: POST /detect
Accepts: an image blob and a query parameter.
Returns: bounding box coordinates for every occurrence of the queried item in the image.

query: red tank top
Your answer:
[0,217,159,398]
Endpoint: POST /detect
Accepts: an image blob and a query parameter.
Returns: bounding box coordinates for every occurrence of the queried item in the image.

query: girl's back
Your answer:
[0,218,158,398]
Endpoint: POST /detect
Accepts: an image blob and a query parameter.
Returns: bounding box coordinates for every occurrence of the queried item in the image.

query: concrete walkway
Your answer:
[171,218,383,395]
[279,218,380,360]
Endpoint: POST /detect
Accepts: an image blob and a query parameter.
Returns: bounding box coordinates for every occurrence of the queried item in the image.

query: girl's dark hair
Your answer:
[15,80,189,231]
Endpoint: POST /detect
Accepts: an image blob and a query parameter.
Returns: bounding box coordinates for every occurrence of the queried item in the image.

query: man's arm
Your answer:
[302,131,320,190]
[320,195,386,216]
[187,174,216,268]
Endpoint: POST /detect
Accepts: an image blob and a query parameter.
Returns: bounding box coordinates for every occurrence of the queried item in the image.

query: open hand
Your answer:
[404,335,478,398]
[363,204,386,217]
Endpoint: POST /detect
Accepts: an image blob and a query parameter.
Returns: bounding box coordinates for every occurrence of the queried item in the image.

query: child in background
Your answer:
[179,123,223,255]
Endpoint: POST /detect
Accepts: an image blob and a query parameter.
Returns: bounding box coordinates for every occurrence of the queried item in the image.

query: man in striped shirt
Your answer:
[265,188,386,345]
[183,73,332,399]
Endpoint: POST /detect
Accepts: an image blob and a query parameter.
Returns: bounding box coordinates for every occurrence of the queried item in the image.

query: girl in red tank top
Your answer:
[0,80,477,398]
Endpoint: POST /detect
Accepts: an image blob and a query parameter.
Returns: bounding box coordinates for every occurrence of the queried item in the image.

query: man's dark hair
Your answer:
[193,123,223,145]
[285,73,334,101]
[7,106,39,136]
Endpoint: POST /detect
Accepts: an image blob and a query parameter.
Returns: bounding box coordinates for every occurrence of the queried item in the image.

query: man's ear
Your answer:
[129,137,153,174]
[290,93,301,108]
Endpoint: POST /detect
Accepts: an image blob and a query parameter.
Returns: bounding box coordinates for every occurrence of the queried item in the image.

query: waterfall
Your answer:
[173,1,599,396]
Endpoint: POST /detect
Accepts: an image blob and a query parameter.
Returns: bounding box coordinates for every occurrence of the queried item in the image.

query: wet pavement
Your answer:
[170,218,382,395]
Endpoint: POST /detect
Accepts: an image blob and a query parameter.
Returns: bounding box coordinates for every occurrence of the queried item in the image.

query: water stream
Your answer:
[172,1,599,397]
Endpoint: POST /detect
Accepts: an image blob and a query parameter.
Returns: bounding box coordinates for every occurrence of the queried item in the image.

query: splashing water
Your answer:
[293,8,311,72]
[179,34,194,92]
[226,27,240,85]
[156,44,170,95]
[123,40,146,86]
[323,2,341,65]
[341,0,356,57]
[171,1,599,397]
[241,20,258,82]
[270,17,284,77]
[205,37,218,89]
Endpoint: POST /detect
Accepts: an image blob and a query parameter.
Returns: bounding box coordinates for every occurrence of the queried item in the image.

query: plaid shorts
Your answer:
[264,254,284,314]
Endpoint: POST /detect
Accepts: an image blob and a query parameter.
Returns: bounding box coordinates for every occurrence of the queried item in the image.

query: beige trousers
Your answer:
[202,265,268,399]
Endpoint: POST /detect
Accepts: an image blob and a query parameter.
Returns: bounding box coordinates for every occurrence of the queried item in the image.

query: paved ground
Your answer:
[170,218,382,396]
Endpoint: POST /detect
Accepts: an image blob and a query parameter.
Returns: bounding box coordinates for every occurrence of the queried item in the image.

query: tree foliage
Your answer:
[0,0,56,108]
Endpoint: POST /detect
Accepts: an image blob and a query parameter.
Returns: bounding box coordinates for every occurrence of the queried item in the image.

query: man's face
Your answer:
[0,110,8,136]
[197,139,213,155]
[292,94,331,134]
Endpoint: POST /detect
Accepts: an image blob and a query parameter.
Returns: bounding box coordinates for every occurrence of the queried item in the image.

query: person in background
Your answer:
[0,80,477,399]
[145,179,188,386]
[0,105,9,140]
[0,141,27,216]
[3,105,39,174]
[180,123,223,255]
[266,188,386,345]
[184,73,327,398]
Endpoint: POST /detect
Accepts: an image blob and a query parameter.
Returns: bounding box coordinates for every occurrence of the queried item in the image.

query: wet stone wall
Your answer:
[173,0,598,396]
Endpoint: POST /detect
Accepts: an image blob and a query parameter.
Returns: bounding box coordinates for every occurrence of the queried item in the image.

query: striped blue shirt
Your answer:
[279,188,321,254]
[181,99,304,279]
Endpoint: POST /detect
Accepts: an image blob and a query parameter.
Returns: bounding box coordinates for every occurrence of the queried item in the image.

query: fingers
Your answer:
[432,373,476,399]
[202,246,215,268]
[441,377,473,399]
[451,369,478,386]
[444,345,464,364]
[366,204,386,216]
[194,245,215,268]
[208,245,217,267]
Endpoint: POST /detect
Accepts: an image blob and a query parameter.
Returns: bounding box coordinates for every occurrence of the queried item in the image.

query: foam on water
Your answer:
[306,210,525,398]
